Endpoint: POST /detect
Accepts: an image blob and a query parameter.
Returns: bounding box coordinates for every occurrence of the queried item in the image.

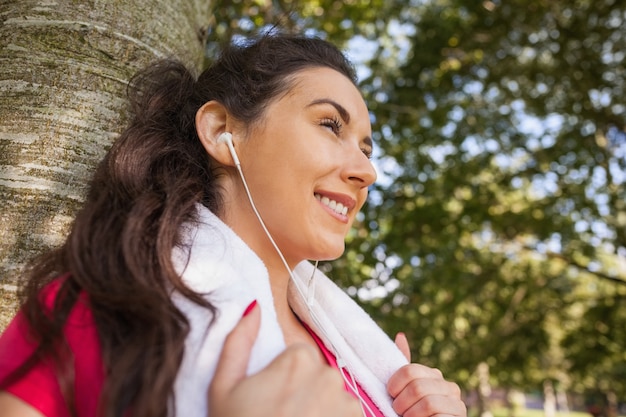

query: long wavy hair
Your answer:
[1,33,357,417]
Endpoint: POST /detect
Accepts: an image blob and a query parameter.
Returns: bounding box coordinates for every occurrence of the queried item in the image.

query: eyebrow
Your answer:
[307,98,351,124]
[307,98,373,149]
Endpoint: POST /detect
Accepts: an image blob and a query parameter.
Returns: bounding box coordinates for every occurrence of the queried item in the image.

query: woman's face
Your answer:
[225,67,377,267]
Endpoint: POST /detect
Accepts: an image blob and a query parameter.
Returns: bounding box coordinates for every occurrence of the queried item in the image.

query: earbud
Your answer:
[217,132,240,167]
[217,131,233,145]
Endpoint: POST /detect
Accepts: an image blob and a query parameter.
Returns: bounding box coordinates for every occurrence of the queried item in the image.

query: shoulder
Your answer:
[0,275,105,417]
[0,391,46,417]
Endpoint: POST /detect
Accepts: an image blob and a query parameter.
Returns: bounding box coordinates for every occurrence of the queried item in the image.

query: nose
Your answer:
[343,147,377,188]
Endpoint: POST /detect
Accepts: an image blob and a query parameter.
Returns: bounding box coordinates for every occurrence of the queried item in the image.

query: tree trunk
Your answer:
[606,390,617,417]
[543,380,557,417]
[0,0,213,329]
[556,387,569,414]
[476,362,494,417]
[506,389,526,417]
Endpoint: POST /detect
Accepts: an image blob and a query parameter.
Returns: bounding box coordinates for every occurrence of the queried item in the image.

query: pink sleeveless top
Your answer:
[304,323,386,417]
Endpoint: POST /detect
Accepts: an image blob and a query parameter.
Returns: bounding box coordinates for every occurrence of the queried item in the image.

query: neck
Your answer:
[267,264,323,356]
[216,180,320,348]
[241,225,318,350]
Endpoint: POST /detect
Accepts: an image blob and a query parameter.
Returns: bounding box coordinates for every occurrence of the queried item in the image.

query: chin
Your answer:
[313,244,346,262]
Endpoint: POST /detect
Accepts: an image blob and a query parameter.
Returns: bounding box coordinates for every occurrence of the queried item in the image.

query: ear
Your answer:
[196,101,237,166]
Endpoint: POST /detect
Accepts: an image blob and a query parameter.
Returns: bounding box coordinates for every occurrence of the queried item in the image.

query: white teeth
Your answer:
[315,193,348,216]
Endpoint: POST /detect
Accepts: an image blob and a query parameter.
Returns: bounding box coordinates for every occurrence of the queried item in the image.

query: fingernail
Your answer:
[242,300,258,317]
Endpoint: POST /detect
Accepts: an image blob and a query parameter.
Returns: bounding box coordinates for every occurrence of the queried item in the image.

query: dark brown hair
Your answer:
[2,33,356,417]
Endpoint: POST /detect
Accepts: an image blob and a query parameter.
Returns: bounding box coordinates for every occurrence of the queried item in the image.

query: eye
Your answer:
[320,116,343,135]
[361,146,373,160]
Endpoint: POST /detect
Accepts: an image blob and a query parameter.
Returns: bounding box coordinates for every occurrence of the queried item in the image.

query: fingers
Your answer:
[209,301,260,400]
[208,301,363,417]
[218,343,362,417]
[400,395,467,417]
[283,345,363,417]
[394,332,411,362]
[260,343,323,380]
[392,378,463,416]
[388,363,443,397]
[259,345,357,409]
[388,364,466,417]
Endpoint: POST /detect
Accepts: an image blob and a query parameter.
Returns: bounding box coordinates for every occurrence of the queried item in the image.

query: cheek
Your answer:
[356,188,369,210]
[346,190,369,227]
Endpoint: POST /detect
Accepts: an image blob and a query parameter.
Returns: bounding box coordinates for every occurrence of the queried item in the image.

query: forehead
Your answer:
[282,67,369,116]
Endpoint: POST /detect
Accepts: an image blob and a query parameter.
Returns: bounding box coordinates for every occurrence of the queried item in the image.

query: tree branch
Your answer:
[545,251,626,287]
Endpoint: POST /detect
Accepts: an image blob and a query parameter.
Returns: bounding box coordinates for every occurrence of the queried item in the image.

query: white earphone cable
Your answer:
[231,152,375,417]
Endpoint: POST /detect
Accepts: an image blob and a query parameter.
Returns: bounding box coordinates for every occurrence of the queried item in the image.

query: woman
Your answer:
[0,33,465,417]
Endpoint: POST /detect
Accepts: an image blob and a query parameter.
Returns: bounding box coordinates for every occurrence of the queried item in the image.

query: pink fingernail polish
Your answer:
[242,300,258,317]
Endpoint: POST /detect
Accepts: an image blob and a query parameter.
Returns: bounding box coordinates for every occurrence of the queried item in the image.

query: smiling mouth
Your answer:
[314,193,349,216]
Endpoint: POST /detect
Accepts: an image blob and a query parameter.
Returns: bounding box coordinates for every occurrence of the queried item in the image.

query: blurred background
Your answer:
[1,0,624,416]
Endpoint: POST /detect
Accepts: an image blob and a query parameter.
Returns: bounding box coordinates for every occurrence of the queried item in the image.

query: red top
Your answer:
[0,280,105,417]
[304,323,386,417]
[1,281,385,417]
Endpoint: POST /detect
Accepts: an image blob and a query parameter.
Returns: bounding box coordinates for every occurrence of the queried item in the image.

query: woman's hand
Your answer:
[387,333,467,417]
[209,303,362,417]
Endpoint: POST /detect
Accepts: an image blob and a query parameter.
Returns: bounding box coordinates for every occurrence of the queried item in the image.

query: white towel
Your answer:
[171,205,408,417]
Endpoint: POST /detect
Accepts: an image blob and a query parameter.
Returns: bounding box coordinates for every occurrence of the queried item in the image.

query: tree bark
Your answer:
[0,0,213,329]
